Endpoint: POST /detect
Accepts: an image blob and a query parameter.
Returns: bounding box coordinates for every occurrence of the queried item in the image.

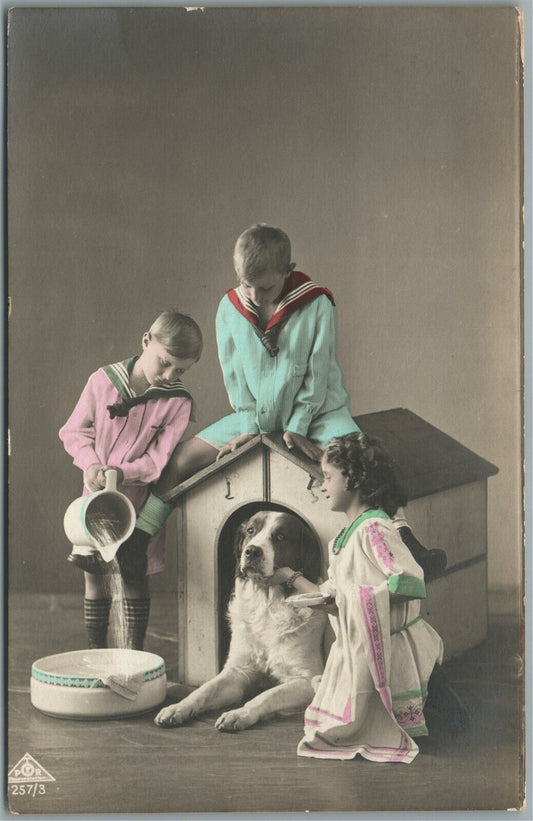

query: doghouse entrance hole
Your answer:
[216,501,323,670]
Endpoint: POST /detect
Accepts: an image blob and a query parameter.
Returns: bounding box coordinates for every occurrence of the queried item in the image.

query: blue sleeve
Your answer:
[216,299,260,434]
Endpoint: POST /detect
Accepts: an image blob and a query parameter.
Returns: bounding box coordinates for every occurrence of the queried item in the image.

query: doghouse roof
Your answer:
[353,408,498,500]
[171,408,498,502]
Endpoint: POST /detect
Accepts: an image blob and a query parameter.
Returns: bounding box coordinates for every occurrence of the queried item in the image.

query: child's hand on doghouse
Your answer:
[283,431,323,462]
[216,433,256,460]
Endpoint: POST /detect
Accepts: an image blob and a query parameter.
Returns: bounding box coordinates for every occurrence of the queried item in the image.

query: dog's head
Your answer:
[234,511,322,585]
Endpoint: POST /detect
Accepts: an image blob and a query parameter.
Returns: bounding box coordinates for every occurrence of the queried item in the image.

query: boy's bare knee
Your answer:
[155,437,218,494]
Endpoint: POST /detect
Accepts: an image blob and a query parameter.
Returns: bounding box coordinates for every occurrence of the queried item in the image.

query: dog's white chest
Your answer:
[227,581,324,679]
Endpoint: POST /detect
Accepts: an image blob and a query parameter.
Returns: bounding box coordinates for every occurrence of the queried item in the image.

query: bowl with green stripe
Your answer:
[30,648,167,719]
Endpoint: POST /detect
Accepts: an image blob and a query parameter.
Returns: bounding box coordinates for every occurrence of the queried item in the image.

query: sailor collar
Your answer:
[103,356,192,418]
[226,271,335,356]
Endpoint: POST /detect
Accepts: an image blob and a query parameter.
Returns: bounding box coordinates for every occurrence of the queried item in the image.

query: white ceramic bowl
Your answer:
[30,649,167,720]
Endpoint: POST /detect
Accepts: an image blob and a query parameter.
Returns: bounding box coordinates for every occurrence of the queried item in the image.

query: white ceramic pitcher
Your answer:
[63,469,136,562]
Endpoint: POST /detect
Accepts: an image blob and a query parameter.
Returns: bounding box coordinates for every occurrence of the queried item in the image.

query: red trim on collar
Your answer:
[226,271,335,329]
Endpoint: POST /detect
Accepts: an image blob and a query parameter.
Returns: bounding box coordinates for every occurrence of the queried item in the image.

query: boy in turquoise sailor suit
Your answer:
[200,231,359,458]
[107,224,446,580]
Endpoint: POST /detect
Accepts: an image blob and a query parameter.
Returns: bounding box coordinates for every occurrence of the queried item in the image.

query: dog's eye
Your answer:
[246,526,255,535]
[275,532,285,541]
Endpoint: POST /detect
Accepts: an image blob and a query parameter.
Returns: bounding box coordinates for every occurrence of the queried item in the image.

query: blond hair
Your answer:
[233,223,294,280]
[150,311,203,361]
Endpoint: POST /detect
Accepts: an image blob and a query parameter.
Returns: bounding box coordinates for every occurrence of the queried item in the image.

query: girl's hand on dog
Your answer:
[271,566,340,615]
[269,566,323,597]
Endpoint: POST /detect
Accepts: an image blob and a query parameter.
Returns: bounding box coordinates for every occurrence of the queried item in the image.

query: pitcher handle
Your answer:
[104,468,118,492]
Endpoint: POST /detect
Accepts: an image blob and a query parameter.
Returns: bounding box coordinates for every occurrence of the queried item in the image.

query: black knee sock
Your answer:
[124,598,151,651]
[84,597,112,649]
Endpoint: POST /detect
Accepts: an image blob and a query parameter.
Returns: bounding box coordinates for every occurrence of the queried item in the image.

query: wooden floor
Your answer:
[7,593,524,815]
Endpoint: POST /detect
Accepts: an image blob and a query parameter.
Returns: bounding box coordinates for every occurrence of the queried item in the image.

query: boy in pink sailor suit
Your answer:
[59,310,202,650]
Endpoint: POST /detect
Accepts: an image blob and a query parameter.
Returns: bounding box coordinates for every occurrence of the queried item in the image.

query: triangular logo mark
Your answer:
[8,753,56,783]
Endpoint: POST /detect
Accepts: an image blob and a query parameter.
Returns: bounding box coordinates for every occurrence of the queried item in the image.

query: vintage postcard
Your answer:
[6,4,525,815]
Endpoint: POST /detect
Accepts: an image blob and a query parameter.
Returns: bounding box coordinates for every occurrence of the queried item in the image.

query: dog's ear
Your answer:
[297,523,323,584]
[233,520,249,579]
[233,520,248,559]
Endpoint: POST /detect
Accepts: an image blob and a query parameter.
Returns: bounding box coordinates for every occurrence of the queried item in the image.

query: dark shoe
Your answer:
[68,551,113,575]
[425,663,470,731]
[116,529,150,583]
[398,526,447,581]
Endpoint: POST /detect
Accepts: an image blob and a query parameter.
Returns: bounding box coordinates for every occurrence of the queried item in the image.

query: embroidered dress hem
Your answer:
[297,738,419,764]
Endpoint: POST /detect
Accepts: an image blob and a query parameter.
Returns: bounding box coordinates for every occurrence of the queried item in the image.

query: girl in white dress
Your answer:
[272,432,446,763]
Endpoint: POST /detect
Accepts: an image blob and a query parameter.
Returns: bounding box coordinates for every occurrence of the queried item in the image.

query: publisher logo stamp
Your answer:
[8,753,55,798]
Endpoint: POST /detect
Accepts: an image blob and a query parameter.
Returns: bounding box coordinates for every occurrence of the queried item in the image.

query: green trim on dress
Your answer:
[389,574,427,599]
[392,686,429,701]
[391,615,423,635]
[332,509,390,554]
[407,723,428,737]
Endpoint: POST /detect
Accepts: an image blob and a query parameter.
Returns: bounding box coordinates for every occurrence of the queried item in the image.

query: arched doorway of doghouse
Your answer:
[216,500,324,670]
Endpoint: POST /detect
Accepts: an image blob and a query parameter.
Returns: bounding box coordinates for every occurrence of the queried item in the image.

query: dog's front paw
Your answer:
[215,708,253,732]
[154,703,191,728]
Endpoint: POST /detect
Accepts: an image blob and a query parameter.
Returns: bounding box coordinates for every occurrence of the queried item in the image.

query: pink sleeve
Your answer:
[58,373,101,471]
[119,398,192,485]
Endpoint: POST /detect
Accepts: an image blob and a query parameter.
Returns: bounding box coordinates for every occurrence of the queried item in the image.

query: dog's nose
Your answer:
[244,545,263,560]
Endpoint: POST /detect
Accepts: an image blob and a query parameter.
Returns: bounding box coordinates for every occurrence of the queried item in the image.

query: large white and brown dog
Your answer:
[155,510,327,731]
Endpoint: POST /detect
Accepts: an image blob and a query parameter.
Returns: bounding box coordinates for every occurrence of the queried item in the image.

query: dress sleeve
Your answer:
[285,297,338,437]
[361,519,427,599]
[119,398,192,485]
[216,298,260,435]
[59,373,101,471]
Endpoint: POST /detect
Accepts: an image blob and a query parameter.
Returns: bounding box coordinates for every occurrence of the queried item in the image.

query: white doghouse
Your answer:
[172,408,498,686]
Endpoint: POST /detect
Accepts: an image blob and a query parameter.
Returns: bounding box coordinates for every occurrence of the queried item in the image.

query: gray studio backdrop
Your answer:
[8,6,522,611]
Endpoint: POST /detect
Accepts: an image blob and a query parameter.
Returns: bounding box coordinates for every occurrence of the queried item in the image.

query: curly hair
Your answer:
[323,433,407,517]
